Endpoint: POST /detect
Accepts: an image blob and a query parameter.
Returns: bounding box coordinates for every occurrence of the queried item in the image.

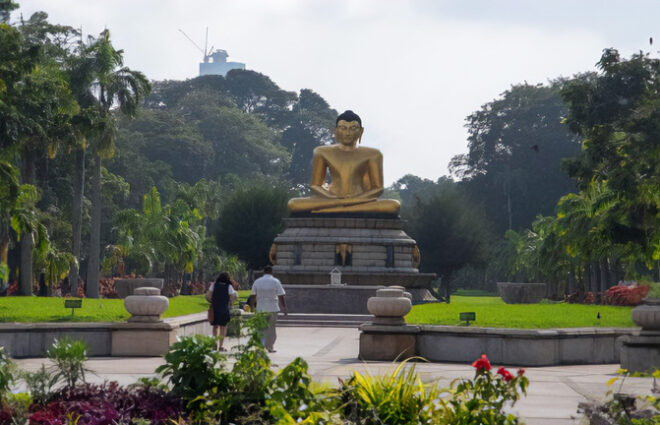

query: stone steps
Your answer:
[277,313,372,328]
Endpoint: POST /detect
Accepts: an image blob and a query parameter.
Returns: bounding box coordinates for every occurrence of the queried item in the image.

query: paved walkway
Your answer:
[15,327,657,425]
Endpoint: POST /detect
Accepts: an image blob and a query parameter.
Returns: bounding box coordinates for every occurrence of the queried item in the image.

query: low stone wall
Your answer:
[0,313,214,358]
[359,324,637,366]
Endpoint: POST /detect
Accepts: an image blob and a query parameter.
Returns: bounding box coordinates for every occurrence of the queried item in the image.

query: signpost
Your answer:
[460,312,476,325]
[64,299,82,315]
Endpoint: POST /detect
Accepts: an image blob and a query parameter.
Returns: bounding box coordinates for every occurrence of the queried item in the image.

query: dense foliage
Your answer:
[487,50,660,296]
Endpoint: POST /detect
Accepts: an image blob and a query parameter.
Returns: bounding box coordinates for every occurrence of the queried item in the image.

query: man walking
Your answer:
[251,265,287,352]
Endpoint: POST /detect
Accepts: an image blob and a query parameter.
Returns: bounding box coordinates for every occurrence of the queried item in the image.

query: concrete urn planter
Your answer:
[124,287,169,322]
[497,282,546,304]
[631,298,660,332]
[367,287,412,325]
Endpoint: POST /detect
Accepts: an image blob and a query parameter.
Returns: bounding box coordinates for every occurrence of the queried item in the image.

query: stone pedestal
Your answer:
[360,287,417,360]
[620,299,660,373]
[271,216,435,313]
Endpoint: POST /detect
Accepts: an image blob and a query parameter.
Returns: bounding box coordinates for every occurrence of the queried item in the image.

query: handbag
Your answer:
[207,306,214,323]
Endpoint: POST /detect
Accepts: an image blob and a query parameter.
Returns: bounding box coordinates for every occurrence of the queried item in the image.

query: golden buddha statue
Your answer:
[288,110,400,214]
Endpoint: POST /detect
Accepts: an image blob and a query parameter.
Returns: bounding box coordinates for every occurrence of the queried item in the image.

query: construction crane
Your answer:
[178,27,214,63]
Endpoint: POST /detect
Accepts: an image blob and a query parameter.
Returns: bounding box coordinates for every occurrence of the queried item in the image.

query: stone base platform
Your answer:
[359,324,636,365]
[271,216,435,291]
[283,284,436,314]
[0,313,212,358]
[620,333,660,373]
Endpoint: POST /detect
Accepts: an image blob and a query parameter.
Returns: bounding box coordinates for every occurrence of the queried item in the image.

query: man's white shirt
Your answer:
[251,274,285,312]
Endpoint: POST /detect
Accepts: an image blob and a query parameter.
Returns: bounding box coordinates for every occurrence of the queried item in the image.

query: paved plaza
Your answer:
[15,326,657,425]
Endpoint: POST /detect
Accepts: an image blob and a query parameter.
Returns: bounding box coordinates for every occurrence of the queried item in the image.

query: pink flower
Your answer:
[497,367,514,382]
[471,354,491,371]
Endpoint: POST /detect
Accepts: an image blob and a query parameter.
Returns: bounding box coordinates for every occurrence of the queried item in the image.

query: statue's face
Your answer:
[335,120,363,146]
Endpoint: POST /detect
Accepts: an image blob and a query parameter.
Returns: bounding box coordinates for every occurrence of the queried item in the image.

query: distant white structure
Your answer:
[178,29,245,77]
[199,49,245,77]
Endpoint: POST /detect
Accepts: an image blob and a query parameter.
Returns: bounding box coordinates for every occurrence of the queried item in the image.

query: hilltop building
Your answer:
[199,49,245,77]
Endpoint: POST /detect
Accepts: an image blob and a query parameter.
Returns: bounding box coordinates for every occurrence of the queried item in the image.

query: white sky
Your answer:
[14,0,660,184]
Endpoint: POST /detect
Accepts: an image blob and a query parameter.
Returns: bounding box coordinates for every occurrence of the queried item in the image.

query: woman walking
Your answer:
[208,272,238,351]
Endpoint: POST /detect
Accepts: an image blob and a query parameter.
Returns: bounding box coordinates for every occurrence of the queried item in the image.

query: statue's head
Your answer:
[335,110,363,146]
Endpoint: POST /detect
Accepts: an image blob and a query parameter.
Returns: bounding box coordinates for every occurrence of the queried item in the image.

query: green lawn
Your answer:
[406,296,635,328]
[0,294,636,328]
[0,295,209,323]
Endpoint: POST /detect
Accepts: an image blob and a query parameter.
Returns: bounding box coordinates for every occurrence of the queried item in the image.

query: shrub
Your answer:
[98,278,118,298]
[647,282,660,299]
[578,370,660,423]
[174,313,274,424]
[21,365,57,405]
[267,357,341,424]
[438,354,528,425]
[155,334,230,411]
[605,284,649,306]
[342,359,443,424]
[47,338,90,389]
[218,313,273,423]
[0,347,16,405]
[29,381,183,425]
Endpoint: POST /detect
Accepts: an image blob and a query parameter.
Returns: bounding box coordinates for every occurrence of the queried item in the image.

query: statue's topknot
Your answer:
[336,110,361,126]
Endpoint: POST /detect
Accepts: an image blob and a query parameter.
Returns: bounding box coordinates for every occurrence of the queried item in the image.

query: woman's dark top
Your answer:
[211,282,231,326]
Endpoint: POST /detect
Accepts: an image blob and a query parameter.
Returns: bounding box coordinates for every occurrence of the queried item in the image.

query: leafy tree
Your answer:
[72,29,150,298]
[282,89,336,188]
[401,178,490,283]
[216,181,291,269]
[561,48,660,267]
[0,11,78,294]
[224,69,297,128]
[197,106,289,178]
[0,0,18,23]
[105,186,202,289]
[450,82,581,234]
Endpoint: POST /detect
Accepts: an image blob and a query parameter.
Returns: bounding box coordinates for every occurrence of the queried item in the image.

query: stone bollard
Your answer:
[124,287,169,323]
[367,287,412,326]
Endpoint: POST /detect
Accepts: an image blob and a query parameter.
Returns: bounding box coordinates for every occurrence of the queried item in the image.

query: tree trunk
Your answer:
[19,149,35,296]
[86,154,101,298]
[69,148,85,296]
[505,185,513,231]
[567,270,576,294]
[589,263,598,293]
[599,260,609,292]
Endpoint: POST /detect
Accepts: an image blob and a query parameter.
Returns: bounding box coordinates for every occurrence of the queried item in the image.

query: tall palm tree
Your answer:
[74,30,150,298]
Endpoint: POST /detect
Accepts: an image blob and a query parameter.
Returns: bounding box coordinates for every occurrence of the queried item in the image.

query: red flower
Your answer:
[517,368,525,377]
[471,354,491,371]
[497,367,514,382]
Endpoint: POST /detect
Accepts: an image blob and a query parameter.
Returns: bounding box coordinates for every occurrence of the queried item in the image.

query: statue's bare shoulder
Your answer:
[355,146,382,158]
[313,145,382,160]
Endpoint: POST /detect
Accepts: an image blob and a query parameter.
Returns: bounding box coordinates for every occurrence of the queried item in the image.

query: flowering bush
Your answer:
[98,278,118,298]
[438,354,529,425]
[605,284,649,306]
